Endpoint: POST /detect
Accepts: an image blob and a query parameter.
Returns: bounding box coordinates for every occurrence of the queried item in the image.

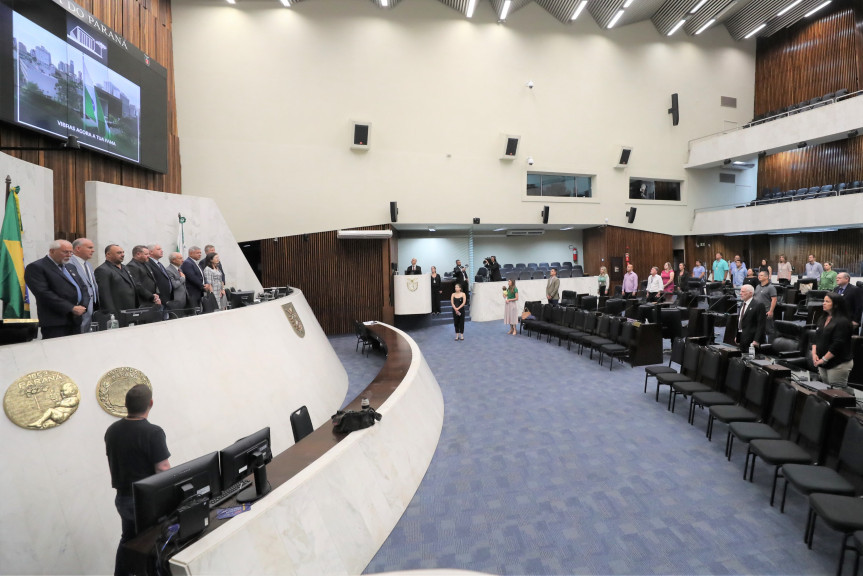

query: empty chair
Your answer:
[558,269,572,279]
[582,315,617,360]
[655,339,701,404]
[518,269,532,281]
[515,263,526,269]
[835,88,849,98]
[527,263,538,269]
[851,181,863,194]
[599,320,635,370]
[571,265,584,277]
[707,365,770,445]
[560,262,573,269]
[532,270,546,280]
[355,320,374,355]
[805,495,863,574]
[502,263,514,270]
[290,405,314,443]
[809,96,822,107]
[837,182,848,194]
[550,261,561,268]
[643,337,684,394]
[474,274,484,283]
[822,91,835,103]
[726,377,796,459]
[668,346,722,414]
[560,290,578,306]
[477,267,488,278]
[689,356,747,427]
[506,270,519,281]
[538,262,550,268]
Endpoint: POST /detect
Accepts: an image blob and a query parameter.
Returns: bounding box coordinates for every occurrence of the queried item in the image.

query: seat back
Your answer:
[724,357,748,397]
[524,300,542,316]
[506,270,519,281]
[502,263,514,269]
[618,320,635,345]
[541,304,554,322]
[670,337,685,366]
[796,396,831,449]
[743,367,771,412]
[538,262,550,268]
[477,267,488,277]
[581,295,598,310]
[532,270,546,280]
[571,265,584,277]
[572,309,588,330]
[660,307,683,341]
[606,317,622,341]
[838,418,863,476]
[698,348,724,389]
[681,340,701,378]
[561,290,578,306]
[558,269,572,279]
[518,270,532,281]
[582,312,598,334]
[768,381,798,431]
[290,405,314,443]
[515,263,526,269]
[595,315,611,338]
[527,263,538,269]
[550,261,561,268]
[561,307,576,327]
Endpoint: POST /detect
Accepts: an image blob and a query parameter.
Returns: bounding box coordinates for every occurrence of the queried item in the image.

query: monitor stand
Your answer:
[236,461,272,504]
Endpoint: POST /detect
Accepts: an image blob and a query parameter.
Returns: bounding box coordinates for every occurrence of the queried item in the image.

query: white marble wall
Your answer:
[85,182,263,293]
[471,277,599,322]
[0,152,55,320]
[170,324,445,576]
[0,291,347,575]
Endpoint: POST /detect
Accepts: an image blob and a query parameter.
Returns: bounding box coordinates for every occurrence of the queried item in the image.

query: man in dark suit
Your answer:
[452,259,469,296]
[126,246,161,308]
[835,272,861,333]
[182,245,210,310]
[165,252,188,316]
[24,240,90,339]
[735,283,766,352]
[405,258,422,275]
[146,244,173,306]
[95,244,158,318]
[199,244,225,283]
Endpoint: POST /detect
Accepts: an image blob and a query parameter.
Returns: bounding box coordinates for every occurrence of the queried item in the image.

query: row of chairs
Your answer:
[743,88,851,128]
[475,264,585,282]
[644,339,863,574]
[503,262,574,270]
[753,181,862,205]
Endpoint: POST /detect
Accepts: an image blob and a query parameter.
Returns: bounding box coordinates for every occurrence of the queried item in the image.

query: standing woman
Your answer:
[661,262,675,300]
[451,283,466,341]
[203,253,227,310]
[430,266,442,315]
[811,293,854,391]
[675,262,689,291]
[758,259,772,278]
[777,255,793,285]
[820,262,837,292]
[503,278,519,335]
[597,266,610,297]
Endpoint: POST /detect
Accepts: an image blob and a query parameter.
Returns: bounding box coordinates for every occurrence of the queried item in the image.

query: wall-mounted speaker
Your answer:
[390,201,398,223]
[473,217,481,225]
[351,121,371,150]
[501,135,520,160]
[626,207,637,224]
[617,147,632,167]
[541,206,549,224]
[668,93,679,126]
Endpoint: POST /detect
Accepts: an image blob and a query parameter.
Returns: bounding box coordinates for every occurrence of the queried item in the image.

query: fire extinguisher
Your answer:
[625,252,630,264]
[572,247,578,263]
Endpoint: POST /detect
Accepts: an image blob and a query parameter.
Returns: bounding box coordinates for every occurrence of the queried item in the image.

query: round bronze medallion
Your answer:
[97,367,152,417]
[3,371,80,430]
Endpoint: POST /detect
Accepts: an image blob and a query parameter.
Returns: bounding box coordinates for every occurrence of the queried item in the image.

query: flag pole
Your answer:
[5,175,9,204]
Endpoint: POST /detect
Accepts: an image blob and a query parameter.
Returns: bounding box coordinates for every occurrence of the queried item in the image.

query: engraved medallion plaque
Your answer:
[281,302,306,338]
[97,367,152,417]
[3,371,80,430]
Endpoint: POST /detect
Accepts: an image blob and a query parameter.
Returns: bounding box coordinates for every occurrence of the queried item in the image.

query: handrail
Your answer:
[692,185,863,218]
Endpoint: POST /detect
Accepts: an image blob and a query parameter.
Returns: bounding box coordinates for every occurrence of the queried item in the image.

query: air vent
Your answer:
[719,173,736,184]
[506,230,545,237]
[721,96,737,108]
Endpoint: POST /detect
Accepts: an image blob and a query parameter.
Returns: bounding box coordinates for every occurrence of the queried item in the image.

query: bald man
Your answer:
[735,284,766,353]
[24,240,90,339]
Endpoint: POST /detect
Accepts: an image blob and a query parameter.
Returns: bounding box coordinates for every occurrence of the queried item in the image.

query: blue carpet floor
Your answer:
[328,321,840,575]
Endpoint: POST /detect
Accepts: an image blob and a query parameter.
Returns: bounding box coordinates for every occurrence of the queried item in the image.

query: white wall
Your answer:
[172,0,755,241]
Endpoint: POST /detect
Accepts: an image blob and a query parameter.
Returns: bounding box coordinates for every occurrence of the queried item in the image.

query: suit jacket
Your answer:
[405,265,422,275]
[94,261,150,317]
[69,255,99,332]
[546,276,560,300]
[452,266,469,288]
[24,256,89,329]
[737,299,766,351]
[147,258,173,303]
[126,259,158,305]
[199,259,225,283]
[487,262,502,282]
[182,257,207,307]
[165,264,188,310]
[837,283,861,326]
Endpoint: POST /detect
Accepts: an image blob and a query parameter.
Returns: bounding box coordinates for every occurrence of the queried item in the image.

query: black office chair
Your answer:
[290,405,314,443]
[689,356,747,427]
[654,339,701,404]
[725,378,796,459]
[668,346,722,414]
[643,337,684,394]
[354,320,374,355]
[805,495,863,574]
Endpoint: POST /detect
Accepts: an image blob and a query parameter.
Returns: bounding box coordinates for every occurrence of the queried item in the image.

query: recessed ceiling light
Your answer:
[560,226,575,231]
[777,0,802,16]
[428,227,436,232]
[690,0,708,13]
[804,0,831,17]
[466,0,477,18]
[623,0,635,8]
[280,0,291,6]
[226,0,235,4]
[695,18,715,34]
[668,19,686,35]
[744,23,766,38]
[500,0,512,20]
[493,227,507,232]
[381,0,388,6]
[607,9,624,28]
[571,0,588,20]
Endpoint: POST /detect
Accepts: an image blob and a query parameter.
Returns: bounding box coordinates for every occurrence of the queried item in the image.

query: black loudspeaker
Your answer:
[354,124,369,146]
[618,147,632,166]
[668,93,679,126]
[473,217,481,224]
[541,206,549,224]
[390,201,398,223]
[626,207,637,224]
[502,136,519,159]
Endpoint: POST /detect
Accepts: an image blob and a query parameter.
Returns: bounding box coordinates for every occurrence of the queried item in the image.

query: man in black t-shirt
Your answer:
[105,384,171,576]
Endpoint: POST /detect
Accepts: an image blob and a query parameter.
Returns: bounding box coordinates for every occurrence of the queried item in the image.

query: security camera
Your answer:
[526,80,534,89]
[527,157,534,165]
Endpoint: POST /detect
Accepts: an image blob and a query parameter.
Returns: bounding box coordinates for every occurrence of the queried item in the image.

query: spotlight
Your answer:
[758,151,767,158]
[848,130,859,139]
[797,141,807,148]
[723,159,732,165]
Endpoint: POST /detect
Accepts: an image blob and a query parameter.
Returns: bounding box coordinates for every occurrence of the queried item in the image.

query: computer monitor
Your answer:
[229,290,256,309]
[219,427,273,504]
[265,287,289,298]
[120,307,162,327]
[132,451,221,534]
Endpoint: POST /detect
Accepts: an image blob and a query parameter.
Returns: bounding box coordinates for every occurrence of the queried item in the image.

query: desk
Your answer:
[394,274,432,315]
[158,323,444,575]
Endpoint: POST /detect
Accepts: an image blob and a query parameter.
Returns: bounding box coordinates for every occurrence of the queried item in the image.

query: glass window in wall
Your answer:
[526,173,592,198]
[629,179,681,201]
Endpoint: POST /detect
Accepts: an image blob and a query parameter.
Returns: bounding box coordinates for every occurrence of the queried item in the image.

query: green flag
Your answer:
[0,187,29,319]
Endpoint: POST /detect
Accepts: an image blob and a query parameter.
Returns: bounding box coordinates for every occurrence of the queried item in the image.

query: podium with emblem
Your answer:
[394,273,432,315]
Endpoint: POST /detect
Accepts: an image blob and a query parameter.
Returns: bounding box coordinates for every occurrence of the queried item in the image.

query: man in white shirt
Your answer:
[646,266,663,302]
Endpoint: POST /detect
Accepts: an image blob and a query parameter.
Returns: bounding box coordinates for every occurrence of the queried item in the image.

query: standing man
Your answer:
[405,258,422,275]
[199,244,225,283]
[546,268,560,305]
[692,260,706,283]
[622,263,638,298]
[24,240,89,339]
[95,244,158,318]
[730,256,748,291]
[712,252,730,284]
[70,238,99,332]
[754,270,778,340]
[182,246,210,310]
[804,254,823,281]
[165,252,189,317]
[835,272,861,333]
[485,256,502,282]
[735,284,766,352]
[105,384,170,576]
[125,246,160,308]
[452,259,469,302]
[146,244,173,307]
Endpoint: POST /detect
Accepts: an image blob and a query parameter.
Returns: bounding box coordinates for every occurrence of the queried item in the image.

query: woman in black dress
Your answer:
[430,266,442,315]
[451,283,466,340]
[811,293,853,391]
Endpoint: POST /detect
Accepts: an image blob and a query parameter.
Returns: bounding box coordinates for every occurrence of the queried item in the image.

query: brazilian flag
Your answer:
[0,187,29,319]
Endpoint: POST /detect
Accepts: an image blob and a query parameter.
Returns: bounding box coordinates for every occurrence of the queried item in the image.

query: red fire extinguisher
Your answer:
[572,247,578,263]
[625,252,630,264]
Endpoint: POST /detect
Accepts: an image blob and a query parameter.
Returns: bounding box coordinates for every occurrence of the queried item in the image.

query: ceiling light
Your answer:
[280,0,291,5]
[466,0,477,18]
[777,0,801,16]
[381,0,388,6]
[428,227,436,232]
[732,161,746,165]
[744,23,766,38]
[695,18,715,34]
[560,226,575,231]
[571,0,588,20]
[607,9,624,28]
[668,19,686,35]
[226,0,235,4]
[804,0,831,17]
[690,0,707,13]
[493,227,507,232]
[623,0,635,8]
[500,0,512,20]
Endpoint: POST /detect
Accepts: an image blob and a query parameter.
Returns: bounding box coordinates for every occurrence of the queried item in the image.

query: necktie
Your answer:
[87,262,99,304]
[837,286,845,295]
[740,301,747,318]
[156,260,170,278]
[60,265,82,304]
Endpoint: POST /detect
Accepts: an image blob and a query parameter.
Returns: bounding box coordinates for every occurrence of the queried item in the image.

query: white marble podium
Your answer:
[471,277,599,322]
[394,273,431,315]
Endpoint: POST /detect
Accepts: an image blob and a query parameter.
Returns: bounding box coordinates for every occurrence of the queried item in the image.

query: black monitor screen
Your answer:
[120,307,161,327]
[0,0,168,172]
[132,451,220,534]
[229,290,255,309]
[219,427,272,489]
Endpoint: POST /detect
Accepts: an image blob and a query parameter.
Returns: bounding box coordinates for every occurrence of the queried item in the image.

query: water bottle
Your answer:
[748,342,756,357]
[107,314,119,330]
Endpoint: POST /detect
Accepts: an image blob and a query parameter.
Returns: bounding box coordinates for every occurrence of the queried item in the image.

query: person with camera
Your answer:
[453,259,469,301]
[483,256,502,282]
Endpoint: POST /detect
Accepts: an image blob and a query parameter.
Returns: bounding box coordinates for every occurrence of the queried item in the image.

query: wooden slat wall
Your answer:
[754,0,863,116]
[757,136,863,196]
[261,225,396,335]
[685,230,863,275]
[582,225,674,278]
[0,0,180,240]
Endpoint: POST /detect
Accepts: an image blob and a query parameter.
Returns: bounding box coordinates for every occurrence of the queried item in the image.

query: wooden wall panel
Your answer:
[754,0,863,116]
[757,136,863,196]
[0,0,180,240]
[582,225,674,283]
[261,225,395,335]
